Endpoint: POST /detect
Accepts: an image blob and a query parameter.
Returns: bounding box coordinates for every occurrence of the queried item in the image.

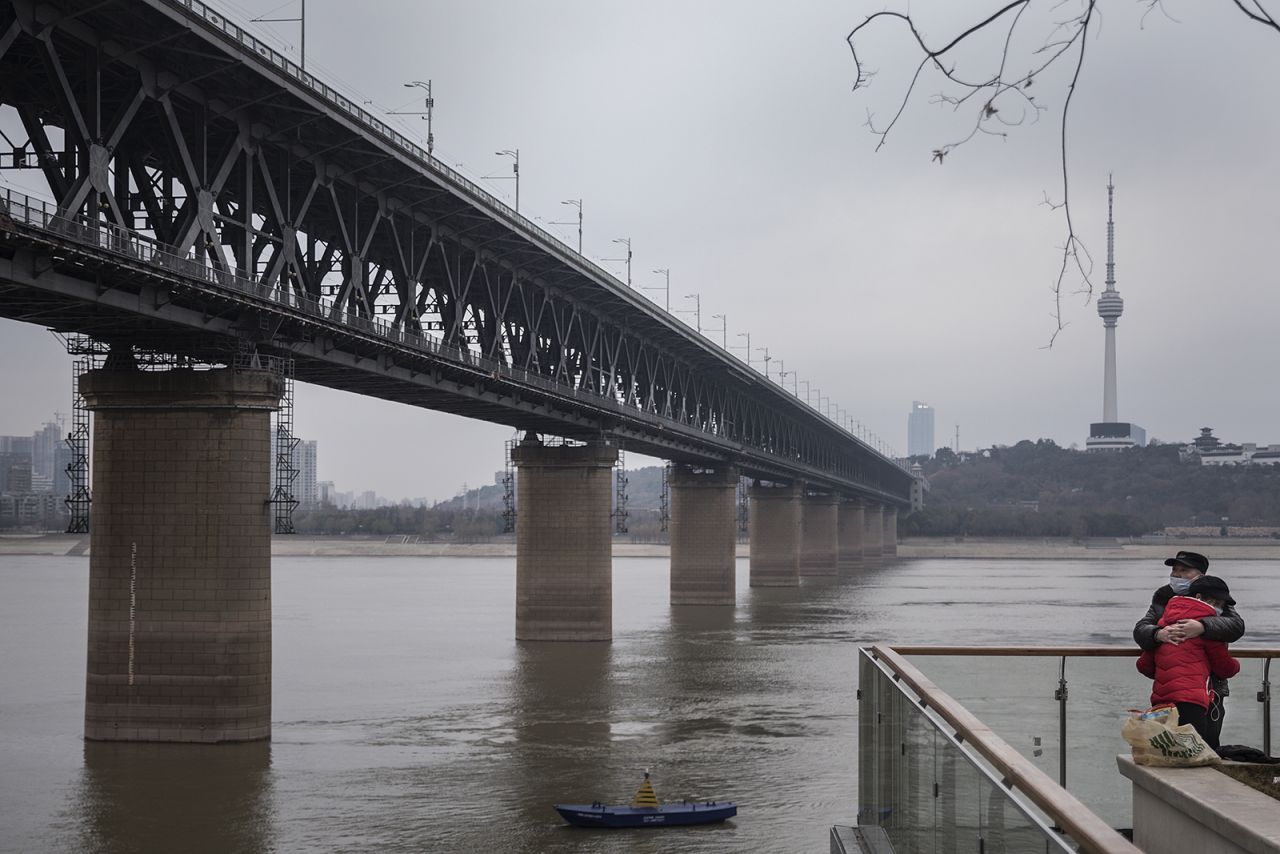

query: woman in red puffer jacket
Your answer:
[1137,584,1240,749]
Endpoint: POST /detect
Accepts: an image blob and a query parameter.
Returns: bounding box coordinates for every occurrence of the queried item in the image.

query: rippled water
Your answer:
[1,555,1276,852]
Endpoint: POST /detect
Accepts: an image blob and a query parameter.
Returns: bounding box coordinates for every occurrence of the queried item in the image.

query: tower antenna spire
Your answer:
[1096,176,1124,422]
[1105,173,1116,292]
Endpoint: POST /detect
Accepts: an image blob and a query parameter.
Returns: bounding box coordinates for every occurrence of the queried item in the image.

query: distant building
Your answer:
[907,401,935,458]
[1191,429,1280,466]
[317,481,336,506]
[269,432,318,506]
[1086,179,1144,452]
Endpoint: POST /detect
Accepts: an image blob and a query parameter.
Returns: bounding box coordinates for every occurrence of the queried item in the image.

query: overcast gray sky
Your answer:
[2,1,1277,502]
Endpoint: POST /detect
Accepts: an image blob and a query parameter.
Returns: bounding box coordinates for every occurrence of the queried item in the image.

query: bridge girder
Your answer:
[0,0,911,504]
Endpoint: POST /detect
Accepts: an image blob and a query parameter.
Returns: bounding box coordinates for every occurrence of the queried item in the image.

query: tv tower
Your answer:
[1097,176,1124,423]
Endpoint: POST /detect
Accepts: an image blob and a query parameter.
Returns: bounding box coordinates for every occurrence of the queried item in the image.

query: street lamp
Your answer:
[711,313,727,348]
[756,346,771,379]
[776,359,786,386]
[681,293,701,334]
[605,238,632,287]
[646,268,670,312]
[251,0,306,69]
[551,199,582,253]
[800,379,811,404]
[389,80,435,157]
[491,149,519,211]
[734,331,752,366]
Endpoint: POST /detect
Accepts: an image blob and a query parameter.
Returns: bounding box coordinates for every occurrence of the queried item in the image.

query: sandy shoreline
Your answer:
[3,534,1279,561]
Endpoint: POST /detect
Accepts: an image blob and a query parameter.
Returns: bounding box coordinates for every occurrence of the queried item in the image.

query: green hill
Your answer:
[907,440,1280,537]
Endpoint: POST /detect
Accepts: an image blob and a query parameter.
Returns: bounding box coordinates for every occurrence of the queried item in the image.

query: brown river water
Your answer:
[2,555,1276,852]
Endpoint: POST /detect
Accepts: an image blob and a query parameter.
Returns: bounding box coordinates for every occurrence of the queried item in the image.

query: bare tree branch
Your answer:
[847,0,1277,346]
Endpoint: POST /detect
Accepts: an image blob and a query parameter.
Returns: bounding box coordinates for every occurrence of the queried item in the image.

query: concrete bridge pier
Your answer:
[863,503,884,560]
[669,464,739,606]
[81,366,281,743]
[837,500,865,572]
[882,506,899,557]
[511,436,617,641]
[748,481,802,587]
[799,492,839,577]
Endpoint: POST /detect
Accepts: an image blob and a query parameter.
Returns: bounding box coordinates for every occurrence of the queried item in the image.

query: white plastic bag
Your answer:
[1122,705,1219,767]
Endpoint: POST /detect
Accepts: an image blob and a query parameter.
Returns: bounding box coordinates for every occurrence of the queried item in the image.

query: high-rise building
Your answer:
[1087,178,1145,452]
[907,401,935,458]
[269,432,319,506]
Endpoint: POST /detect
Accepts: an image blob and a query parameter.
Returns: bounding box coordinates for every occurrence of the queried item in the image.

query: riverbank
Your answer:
[4,533,1280,560]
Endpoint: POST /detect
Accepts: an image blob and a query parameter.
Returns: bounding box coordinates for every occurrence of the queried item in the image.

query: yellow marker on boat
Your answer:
[631,770,660,808]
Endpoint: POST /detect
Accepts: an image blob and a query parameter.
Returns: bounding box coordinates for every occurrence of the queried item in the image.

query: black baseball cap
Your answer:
[1189,575,1234,607]
[1163,551,1209,573]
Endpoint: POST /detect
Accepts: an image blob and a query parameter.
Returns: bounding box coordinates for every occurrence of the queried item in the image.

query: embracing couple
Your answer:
[1133,550,1244,751]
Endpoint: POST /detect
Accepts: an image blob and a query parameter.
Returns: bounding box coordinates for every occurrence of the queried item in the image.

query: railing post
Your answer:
[1055,656,1068,789]
[1260,658,1273,757]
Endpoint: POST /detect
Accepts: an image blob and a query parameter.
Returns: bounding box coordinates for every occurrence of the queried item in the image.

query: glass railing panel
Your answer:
[860,652,1073,853]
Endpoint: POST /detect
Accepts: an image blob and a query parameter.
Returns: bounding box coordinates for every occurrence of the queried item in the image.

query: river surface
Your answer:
[1,555,1276,853]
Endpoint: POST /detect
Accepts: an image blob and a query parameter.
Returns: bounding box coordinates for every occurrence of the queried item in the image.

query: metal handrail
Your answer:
[151,0,906,472]
[870,645,1143,854]
[892,644,1277,760]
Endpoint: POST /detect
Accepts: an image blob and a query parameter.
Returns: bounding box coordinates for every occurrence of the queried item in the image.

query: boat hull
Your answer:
[554,802,737,828]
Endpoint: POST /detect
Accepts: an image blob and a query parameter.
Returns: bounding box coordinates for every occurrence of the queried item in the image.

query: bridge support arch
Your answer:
[837,500,865,572]
[669,465,738,606]
[800,492,839,577]
[512,436,617,641]
[748,482,802,587]
[81,366,281,743]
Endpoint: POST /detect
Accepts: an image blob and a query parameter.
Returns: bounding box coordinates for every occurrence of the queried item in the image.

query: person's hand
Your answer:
[1174,619,1205,639]
[1156,625,1180,644]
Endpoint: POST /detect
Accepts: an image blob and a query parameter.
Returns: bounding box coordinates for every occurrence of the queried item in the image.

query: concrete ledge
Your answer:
[1117,754,1280,853]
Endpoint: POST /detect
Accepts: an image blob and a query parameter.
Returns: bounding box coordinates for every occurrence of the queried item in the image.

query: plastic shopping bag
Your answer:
[1121,705,1219,767]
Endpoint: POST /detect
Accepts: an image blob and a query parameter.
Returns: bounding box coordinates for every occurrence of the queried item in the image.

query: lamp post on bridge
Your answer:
[646,268,670,312]
[776,359,785,387]
[711,313,727,348]
[606,238,632,287]
[388,81,435,157]
[734,331,752,366]
[681,293,701,334]
[800,379,811,405]
[251,0,306,69]
[756,346,771,379]
[491,149,520,211]
[551,199,582,253]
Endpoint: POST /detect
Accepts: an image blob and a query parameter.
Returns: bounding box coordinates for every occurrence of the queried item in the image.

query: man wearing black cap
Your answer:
[1134,551,1245,746]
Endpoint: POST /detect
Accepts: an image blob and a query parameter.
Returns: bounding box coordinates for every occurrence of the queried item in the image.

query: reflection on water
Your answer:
[0,555,1275,852]
[75,741,272,854]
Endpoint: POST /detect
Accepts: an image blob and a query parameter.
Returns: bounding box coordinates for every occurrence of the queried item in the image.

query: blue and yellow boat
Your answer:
[554,771,738,829]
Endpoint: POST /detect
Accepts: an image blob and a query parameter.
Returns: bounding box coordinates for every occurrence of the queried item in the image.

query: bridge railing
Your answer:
[153,0,902,467]
[1,184,907,484]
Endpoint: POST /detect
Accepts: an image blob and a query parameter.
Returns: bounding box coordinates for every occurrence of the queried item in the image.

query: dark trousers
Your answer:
[1176,700,1223,751]
[1207,693,1225,749]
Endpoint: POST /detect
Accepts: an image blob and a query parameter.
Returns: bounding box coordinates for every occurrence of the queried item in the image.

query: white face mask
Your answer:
[1168,575,1192,594]
[1212,605,1224,616]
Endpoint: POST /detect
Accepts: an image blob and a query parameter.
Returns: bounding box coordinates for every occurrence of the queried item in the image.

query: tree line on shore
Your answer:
[292,440,1280,539]
[905,440,1280,538]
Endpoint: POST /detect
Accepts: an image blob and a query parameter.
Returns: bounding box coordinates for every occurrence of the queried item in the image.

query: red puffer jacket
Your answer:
[1137,596,1240,709]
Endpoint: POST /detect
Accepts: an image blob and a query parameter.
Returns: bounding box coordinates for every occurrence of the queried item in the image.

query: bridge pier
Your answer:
[799,492,839,577]
[669,465,738,606]
[837,500,865,572]
[863,504,884,560]
[81,367,281,743]
[748,482,802,587]
[882,507,899,557]
[512,436,617,641]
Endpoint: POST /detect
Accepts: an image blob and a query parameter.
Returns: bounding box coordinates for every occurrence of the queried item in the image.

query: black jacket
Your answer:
[1134,584,1245,697]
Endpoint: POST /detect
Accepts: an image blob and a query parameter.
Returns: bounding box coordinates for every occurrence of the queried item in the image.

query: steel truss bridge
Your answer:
[0,0,912,504]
